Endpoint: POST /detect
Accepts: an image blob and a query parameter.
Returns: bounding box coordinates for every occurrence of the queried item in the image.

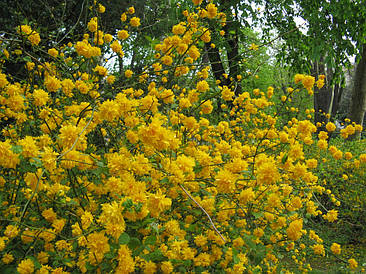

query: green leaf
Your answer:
[1,266,16,274]
[11,145,23,154]
[253,212,263,219]
[85,262,95,271]
[30,157,43,168]
[144,235,156,246]
[122,199,133,209]
[104,252,115,259]
[128,237,141,250]
[243,235,256,250]
[281,153,288,164]
[142,249,165,261]
[119,233,130,245]
[23,56,32,62]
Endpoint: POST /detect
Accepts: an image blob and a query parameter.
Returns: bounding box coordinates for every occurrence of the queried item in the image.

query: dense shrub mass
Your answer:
[0,1,364,273]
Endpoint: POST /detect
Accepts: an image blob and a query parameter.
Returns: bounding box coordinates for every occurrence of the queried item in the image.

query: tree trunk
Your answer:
[204,42,229,87]
[312,61,332,133]
[330,83,343,118]
[348,43,366,140]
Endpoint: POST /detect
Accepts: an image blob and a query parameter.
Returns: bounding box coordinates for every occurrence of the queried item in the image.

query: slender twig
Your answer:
[179,184,226,243]
[57,106,95,160]
[20,169,45,223]
[313,193,328,212]
[56,0,87,46]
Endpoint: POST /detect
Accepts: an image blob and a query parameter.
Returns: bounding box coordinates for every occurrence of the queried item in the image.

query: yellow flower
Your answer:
[81,211,93,229]
[172,23,186,35]
[317,139,328,150]
[249,43,259,50]
[128,6,135,14]
[161,55,173,66]
[201,100,213,114]
[302,75,315,91]
[188,45,200,60]
[59,124,86,150]
[144,261,157,273]
[2,253,14,264]
[344,152,353,160]
[28,32,41,46]
[87,17,98,32]
[286,219,303,241]
[117,30,129,40]
[147,189,172,217]
[37,251,49,264]
[97,3,105,13]
[323,209,338,222]
[47,48,58,57]
[125,69,133,78]
[0,72,9,88]
[33,88,49,106]
[17,259,34,274]
[216,168,237,193]
[325,122,336,132]
[318,131,328,140]
[312,244,325,256]
[94,65,108,76]
[104,33,113,43]
[359,153,366,163]
[106,75,115,84]
[316,79,325,89]
[160,261,174,273]
[196,80,209,92]
[3,49,9,58]
[42,208,57,223]
[44,76,61,92]
[26,61,35,71]
[160,88,175,104]
[192,0,203,5]
[87,232,110,263]
[206,3,218,18]
[201,28,211,42]
[117,245,135,272]
[294,74,305,84]
[348,258,358,270]
[0,237,5,252]
[18,136,39,158]
[267,193,281,208]
[267,86,274,98]
[19,24,32,35]
[221,85,234,101]
[130,17,141,27]
[52,218,66,233]
[110,40,122,54]
[99,99,120,122]
[330,243,341,255]
[4,225,19,238]
[305,158,318,169]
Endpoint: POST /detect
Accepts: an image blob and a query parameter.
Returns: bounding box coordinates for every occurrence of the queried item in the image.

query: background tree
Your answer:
[255,0,366,137]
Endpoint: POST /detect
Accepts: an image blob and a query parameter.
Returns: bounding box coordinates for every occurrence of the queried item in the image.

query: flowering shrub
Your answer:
[0,1,364,273]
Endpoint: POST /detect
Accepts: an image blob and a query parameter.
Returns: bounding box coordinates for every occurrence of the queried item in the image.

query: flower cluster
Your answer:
[0,1,363,273]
